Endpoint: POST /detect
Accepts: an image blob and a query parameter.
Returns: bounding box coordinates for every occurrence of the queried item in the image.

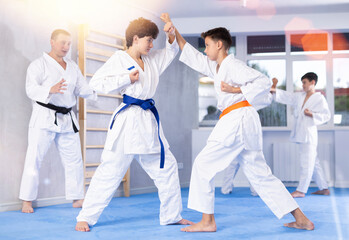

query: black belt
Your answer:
[36,101,78,133]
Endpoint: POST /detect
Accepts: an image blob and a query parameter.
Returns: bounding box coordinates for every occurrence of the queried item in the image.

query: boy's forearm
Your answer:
[175,28,186,50]
[224,85,242,94]
[230,87,242,93]
[168,34,175,44]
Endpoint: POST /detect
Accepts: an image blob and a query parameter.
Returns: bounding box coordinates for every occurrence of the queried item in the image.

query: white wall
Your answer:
[334,130,349,187]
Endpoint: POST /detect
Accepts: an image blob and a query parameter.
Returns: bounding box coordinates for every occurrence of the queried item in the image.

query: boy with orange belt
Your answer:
[161,14,314,232]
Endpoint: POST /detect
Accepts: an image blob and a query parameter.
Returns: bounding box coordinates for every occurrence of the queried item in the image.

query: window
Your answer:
[248,60,287,126]
[292,61,327,95]
[333,58,349,126]
[247,35,285,56]
[198,78,219,124]
[333,32,349,54]
[290,33,328,54]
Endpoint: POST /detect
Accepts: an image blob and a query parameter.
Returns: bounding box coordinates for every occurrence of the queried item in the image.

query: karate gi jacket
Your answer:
[26,53,97,133]
[275,90,331,145]
[180,43,271,150]
[89,37,179,153]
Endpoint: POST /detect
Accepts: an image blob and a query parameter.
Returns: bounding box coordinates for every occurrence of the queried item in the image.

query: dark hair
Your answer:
[207,105,217,114]
[125,17,159,48]
[51,29,70,40]
[201,27,232,50]
[301,72,318,85]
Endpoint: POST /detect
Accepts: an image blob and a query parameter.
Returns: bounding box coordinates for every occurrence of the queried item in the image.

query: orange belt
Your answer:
[219,100,252,119]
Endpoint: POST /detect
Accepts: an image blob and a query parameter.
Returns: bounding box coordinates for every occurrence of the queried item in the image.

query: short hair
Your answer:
[201,27,232,50]
[301,72,318,85]
[51,29,71,40]
[207,105,217,114]
[125,18,159,48]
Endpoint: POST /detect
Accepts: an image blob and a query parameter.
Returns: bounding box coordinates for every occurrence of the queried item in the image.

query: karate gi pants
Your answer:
[221,161,257,196]
[76,138,183,226]
[19,127,84,201]
[296,143,329,193]
[188,135,299,219]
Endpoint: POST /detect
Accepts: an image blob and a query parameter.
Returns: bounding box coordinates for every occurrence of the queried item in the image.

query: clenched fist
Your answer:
[129,70,139,84]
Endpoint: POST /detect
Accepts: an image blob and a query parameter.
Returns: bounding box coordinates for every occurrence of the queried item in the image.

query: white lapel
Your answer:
[43,52,67,74]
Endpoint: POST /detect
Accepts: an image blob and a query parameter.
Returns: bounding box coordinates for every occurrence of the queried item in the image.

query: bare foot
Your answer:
[286,208,314,230]
[284,221,314,231]
[181,214,216,232]
[72,199,84,208]
[22,201,34,213]
[291,191,305,198]
[311,189,330,195]
[181,220,217,232]
[75,221,90,232]
[171,219,194,225]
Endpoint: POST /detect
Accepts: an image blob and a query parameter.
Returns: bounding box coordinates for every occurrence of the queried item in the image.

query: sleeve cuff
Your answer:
[119,74,132,87]
[179,42,190,63]
[166,35,179,54]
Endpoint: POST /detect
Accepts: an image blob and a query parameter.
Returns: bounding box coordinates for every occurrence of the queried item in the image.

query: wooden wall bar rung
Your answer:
[86,145,104,149]
[86,127,108,131]
[86,38,124,50]
[86,55,108,62]
[90,29,125,40]
[85,163,100,167]
[87,109,113,115]
[86,46,115,58]
[85,171,95,178]
[98,93,122,99]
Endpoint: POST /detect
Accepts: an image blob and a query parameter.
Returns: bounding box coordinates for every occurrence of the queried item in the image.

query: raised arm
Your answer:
[160,13,186,50]
[267,77,297,107]
[143,13,179,75]
[159,13,215,77]
[174,29,186,51]
[160,13,175,45]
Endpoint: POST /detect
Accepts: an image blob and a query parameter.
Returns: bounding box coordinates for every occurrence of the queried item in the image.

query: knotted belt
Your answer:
[110,94,165,168]
[219,100,252,119]
[36,101,78,133]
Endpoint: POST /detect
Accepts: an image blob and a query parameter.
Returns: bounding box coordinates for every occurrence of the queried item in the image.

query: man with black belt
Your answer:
[19,29,97,213]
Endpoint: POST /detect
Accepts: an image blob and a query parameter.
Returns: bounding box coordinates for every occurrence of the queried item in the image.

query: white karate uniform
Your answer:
[221,93,273,196]
[221,160,257,196]
[76,37,183,226]
[180,43,298,218]
[19,53,97,201]
[275,90,331,193]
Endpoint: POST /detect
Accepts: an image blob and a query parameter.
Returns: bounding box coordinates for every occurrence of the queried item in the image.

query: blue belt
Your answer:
[110,94,165,168]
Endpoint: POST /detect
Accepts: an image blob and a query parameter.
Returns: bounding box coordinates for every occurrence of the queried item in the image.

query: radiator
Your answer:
[272,142,331,182]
